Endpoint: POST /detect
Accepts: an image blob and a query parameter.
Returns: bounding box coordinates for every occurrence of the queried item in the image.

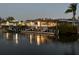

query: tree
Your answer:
[6,16,15,22]
[0,17,2,21]
[65,3,77,20]
[0,17,5,23]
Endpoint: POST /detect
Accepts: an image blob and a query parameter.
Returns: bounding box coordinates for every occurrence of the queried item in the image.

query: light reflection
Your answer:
[6,32,9,39]
[5,32,55,45]
[41,35,45,43]
[36,34,46,45]
[15,33,19,44]
[29,34,33,44]
[36,35,40,45]
[5,32,13,41]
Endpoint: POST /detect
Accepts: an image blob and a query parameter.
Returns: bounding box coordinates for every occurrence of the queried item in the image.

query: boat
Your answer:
[6,26,21,33]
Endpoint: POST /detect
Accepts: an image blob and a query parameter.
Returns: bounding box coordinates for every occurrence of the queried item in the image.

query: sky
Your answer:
[0,3,79,20]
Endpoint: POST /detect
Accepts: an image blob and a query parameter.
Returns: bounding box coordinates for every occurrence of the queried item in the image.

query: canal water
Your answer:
[0,30,79,55]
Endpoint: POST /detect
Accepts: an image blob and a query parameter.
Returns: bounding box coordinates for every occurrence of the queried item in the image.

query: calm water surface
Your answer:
[0,30,79,55]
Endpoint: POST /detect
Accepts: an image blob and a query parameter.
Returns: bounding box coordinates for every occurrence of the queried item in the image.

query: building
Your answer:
[25,18,58,31]
[1,20,18,26]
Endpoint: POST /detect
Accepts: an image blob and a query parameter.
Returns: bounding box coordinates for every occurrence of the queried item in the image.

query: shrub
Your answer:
[58,23,77,34]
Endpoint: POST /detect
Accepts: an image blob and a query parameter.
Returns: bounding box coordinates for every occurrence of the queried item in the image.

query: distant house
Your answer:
[26,19,58,28]
[1,20,18,26]
[25,18,59,32]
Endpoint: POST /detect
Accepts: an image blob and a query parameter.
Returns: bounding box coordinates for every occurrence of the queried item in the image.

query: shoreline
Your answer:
[21,31,55,35]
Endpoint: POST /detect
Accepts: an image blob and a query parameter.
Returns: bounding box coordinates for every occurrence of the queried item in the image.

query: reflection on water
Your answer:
[25,33,56,46]
[29,34,33,44]
[6,32,9,39]
[5,32,13,41]
[15,33,19,44]
[58,34,78,42]
[5,32,19,44]
[0,31,79,55]
[36,35,40,45]
[58,34,78,55]
[36,34,46,45]
[4,32,55,45]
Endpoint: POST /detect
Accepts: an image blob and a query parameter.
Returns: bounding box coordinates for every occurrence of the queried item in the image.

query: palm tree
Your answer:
[65,4,78,54]
[65,3,77,20]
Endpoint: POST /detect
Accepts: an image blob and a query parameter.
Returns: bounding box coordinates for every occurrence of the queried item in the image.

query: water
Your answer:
[0,30,79,55]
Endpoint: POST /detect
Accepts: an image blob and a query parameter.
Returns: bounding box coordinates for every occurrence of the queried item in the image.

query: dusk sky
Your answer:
[0,3,79,20]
